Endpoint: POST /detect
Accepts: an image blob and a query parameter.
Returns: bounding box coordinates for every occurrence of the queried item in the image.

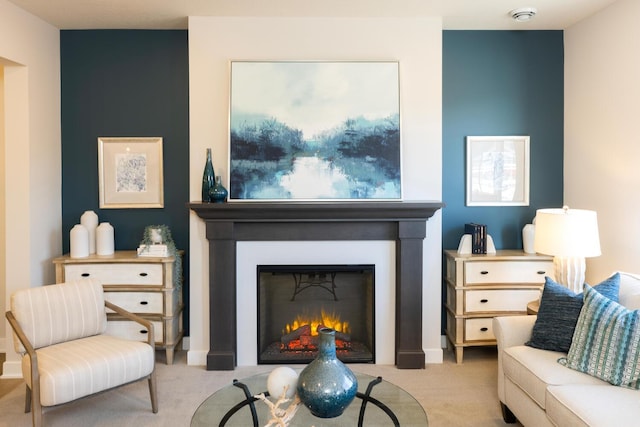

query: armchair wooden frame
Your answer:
[6,300,158,427]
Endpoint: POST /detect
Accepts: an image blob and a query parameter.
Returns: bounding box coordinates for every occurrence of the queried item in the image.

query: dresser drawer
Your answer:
[465,289,541,313]
[464,318,495,341]
[465,261,552,285]
[64,263,163,286]
[106,319,163,344]
[104,291,163,314]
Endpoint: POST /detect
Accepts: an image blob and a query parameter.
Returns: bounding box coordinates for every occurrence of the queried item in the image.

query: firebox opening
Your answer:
[257,264,375,364]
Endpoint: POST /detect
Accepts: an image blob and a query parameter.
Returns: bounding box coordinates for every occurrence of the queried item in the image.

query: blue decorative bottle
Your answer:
[201,148,215,203]
[210,175,228,203]
[296,328,358,418]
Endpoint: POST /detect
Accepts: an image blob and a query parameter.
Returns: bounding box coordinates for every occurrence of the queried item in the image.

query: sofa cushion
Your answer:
[546,384,640,427]
[502,345,606,409]
[526,273,620,352]
[559,284,640,389]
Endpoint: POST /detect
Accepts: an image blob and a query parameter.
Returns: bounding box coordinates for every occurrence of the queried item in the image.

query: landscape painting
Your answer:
[229,61,401,201]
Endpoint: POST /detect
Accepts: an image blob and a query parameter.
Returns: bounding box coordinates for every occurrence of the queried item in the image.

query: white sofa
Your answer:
[493,272,640,427]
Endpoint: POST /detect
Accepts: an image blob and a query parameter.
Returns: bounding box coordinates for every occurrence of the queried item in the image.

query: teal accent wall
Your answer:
[442,31,564,251]
[441,30,564,335]
[58,29,564,341]
[60,30,190,331]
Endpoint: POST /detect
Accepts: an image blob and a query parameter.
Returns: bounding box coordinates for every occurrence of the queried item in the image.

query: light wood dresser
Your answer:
[53,250,183,364]
[444,249,553,364]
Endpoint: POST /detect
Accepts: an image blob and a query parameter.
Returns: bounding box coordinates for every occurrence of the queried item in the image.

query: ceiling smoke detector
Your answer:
[510,7,537,22]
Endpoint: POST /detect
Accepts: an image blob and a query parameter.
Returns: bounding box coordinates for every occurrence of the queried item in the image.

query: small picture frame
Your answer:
[466,136,530,206]
[98,137,164,209]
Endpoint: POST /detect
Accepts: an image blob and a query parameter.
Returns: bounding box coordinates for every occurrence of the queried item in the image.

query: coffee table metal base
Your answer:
[221,376,398,426]
[191,372,428,427]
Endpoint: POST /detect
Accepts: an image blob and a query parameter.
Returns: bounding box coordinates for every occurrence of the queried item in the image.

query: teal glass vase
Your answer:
[210,175,228,203]
[201,148,215,203]
[296,328,358,418]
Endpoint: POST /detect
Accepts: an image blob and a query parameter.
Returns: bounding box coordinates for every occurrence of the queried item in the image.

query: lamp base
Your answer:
[553,256,586,293]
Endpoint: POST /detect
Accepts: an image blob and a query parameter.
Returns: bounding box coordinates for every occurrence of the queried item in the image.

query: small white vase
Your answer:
[70,224,89,258]
[80,210,99,254]
[96,222,115,255]
[522,223,536,254]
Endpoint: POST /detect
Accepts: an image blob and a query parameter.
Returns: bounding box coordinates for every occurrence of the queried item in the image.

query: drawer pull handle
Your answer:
[480,299,489,303]
[480,271,489,275]
[139,330,148,335]
[537,271,546,275]
[81,273,90,277]
[140,301,148,305]
[139,272,148,277]
[480,327,489,332]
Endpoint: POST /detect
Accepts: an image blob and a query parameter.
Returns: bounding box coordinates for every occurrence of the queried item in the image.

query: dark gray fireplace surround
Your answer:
[189,201,443,370]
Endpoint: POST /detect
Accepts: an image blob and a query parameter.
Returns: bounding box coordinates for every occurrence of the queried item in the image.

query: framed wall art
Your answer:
[98,137,164,208]
[229,61,401,201]
[466,135,530,206]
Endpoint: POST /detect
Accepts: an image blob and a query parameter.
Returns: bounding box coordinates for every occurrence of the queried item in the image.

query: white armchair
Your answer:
[5,278,158,427]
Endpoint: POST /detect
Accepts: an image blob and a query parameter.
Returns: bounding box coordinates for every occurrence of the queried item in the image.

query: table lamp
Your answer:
[533,206,601,293]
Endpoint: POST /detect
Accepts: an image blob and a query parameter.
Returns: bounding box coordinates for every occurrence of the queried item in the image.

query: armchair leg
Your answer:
[148,372,158,413]
[25,385,31,413]
[501,402,517,424]
[32,389,43,427]
[32,406,42,427]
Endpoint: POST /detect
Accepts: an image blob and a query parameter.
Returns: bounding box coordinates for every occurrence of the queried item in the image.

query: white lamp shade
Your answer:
[534,208,601,257]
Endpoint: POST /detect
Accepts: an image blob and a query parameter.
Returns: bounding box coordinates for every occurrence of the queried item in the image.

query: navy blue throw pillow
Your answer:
[525,273,620,353]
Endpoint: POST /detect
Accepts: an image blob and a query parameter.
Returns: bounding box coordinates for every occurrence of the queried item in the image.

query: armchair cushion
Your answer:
[10,279,107,352]
[23,334,154,406]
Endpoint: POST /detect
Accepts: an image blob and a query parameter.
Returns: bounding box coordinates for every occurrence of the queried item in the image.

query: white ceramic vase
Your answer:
[522,223,536,254]
[96,222,115,255]
[80,210,99,254]
[70,224,89,258]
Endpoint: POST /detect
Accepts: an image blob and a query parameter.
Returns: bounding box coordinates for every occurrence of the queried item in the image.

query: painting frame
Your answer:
[228,60,402,202]
[466,135,530,206]
[98,137,164,209]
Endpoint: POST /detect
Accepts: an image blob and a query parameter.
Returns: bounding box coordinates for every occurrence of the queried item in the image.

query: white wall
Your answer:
[565,0,640,283]
[188,17,443,365]
[0,66,4,346]
[0,0,61,377]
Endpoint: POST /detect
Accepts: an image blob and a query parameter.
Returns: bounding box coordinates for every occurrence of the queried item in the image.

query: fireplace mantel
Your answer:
[189,201,443,370]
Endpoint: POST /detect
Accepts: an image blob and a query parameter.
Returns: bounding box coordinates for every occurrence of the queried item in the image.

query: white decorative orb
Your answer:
[267,367,299,400]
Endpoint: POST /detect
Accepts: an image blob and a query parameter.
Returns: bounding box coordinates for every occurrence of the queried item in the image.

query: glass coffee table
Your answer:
[191,371,427,426]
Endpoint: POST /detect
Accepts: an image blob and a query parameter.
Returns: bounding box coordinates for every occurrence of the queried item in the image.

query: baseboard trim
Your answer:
[187,349,207,366]
[1,361,23,379]
[425,347,443,364]
[187,347,444,366]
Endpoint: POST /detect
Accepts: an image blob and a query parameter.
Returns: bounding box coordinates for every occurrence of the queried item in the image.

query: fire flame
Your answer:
[284,309,350,336]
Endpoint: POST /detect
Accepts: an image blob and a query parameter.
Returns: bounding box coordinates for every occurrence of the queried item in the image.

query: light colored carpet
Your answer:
[0,347,520,426]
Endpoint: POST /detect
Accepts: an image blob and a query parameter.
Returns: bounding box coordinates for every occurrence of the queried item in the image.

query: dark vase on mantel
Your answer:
[210,175,228,203]
[201,148,215,203]
[296,327,358,418]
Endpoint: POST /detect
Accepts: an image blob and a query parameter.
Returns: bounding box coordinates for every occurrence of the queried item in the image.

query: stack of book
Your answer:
[464,223,487,254]
[137,244,169,257]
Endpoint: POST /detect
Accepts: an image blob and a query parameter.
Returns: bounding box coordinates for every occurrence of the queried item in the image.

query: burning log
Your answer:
[281,324,311,345]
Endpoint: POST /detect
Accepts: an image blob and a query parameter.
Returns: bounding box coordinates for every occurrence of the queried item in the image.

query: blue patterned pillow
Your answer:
[526,273,620,352]
[559,285,640,389]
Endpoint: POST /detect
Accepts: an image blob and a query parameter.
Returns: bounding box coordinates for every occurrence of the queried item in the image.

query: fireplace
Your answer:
[189,201,443,370]
[257,264,375,364]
